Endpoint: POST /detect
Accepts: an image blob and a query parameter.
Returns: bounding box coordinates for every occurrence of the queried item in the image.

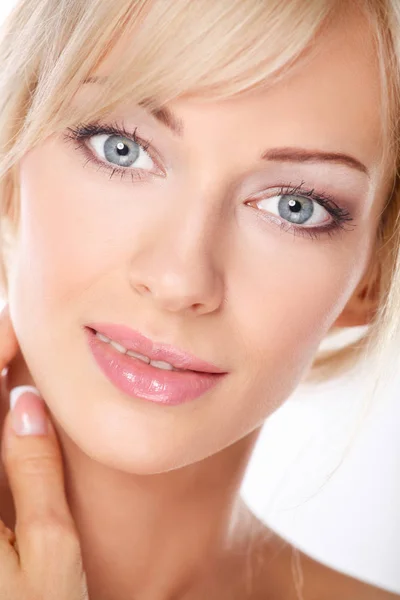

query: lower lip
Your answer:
[84,327,225,406]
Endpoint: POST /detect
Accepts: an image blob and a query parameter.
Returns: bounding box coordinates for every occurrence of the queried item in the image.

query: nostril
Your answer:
[134,283,151,295]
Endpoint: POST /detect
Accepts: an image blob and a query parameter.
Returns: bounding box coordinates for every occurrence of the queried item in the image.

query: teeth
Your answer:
[126,350,150,364]
[96,332,111,343]
[95,330,176,370]
[110,340,127,354]
[150,359,174,371]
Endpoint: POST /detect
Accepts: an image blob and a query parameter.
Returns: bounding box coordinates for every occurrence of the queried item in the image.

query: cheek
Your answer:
[7,141,149,330]
[5,143,146,401]
[226,223,371,415]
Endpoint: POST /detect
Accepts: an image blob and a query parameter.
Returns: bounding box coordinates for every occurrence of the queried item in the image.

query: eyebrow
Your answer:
[83,76,184,136]
[83,77,369,177]
[260,147,369,177]
[148,105,184,136]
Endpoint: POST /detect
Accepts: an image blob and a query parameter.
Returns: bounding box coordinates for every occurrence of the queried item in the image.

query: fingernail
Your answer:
[9,386,48,436]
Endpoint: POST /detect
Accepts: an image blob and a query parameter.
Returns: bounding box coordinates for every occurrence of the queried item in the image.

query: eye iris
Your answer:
[278,195,313,224]
[104,135,139,166]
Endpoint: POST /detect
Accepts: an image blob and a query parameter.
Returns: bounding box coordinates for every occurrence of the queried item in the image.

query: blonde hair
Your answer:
[0,0,399,403]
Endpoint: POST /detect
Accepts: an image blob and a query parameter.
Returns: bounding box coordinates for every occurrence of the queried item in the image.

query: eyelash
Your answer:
[63,121,356,241]
[248,182,356,241]
[63,119,162,182]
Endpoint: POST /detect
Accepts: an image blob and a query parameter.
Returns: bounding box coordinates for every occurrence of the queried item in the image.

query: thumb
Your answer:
[1,386,77,571]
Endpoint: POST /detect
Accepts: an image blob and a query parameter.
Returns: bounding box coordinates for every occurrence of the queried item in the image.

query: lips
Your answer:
[85,322,226,373]
[84,325,227,405]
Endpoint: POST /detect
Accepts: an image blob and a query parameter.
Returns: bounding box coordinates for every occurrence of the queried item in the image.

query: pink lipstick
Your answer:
[84,323,227,406]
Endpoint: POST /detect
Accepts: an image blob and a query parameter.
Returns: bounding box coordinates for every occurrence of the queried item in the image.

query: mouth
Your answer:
[83,324,227,405]
[88,327,192,373]
[84,322,226,374]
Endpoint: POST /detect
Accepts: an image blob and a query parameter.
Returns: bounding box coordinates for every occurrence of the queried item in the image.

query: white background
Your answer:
[241,363,400,594]
[0,0,399,594]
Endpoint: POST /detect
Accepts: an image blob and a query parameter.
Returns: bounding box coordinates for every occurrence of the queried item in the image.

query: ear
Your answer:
[332,258,381,328]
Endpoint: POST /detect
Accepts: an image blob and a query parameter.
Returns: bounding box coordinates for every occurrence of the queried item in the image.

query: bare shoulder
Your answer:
[284,545,399,600]
[242,512,398,600]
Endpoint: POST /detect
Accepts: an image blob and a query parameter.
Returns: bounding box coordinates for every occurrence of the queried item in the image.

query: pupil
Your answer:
[116,142,129,156]
[288,199,301,213]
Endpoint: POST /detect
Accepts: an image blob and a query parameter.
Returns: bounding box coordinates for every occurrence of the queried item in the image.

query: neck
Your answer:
[57,424,259,600]
[5,352,261,600]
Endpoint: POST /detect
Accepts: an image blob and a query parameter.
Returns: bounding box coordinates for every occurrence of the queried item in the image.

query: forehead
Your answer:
[169,7,382,167]
[102,4,382,149]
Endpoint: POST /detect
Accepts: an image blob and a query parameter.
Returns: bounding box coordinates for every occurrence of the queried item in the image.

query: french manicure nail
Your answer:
[9,385,41,410]
[9,386,48,436]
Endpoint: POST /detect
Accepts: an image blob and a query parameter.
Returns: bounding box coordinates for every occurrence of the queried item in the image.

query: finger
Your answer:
[0,521,16,547]
[0,519,18,565]
[2,386,79,572]
[0,304,19,373]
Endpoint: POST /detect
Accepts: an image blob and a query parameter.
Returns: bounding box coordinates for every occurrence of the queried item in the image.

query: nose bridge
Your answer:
[128,189,227,314]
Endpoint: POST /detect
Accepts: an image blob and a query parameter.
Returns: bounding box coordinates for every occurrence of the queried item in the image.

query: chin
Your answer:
[41,392,212,475]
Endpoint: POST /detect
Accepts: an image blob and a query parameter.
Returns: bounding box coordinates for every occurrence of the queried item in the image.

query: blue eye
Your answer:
[278,195,313,224]
[246,184,355,241]
[257,193,328,227]
[64,123,356,242]
[63,120,164,181]
[89,134,155,170]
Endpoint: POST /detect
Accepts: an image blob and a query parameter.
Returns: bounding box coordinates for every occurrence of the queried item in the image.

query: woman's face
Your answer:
[5,6,391,473]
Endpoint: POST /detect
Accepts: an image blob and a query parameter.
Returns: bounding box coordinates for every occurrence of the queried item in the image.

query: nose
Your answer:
[128,212,225,316]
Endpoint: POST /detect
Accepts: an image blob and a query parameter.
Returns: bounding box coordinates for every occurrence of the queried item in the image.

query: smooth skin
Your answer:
[0,3,399,599]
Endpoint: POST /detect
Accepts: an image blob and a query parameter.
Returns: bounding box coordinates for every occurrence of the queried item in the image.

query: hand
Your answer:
[0,304,89,600]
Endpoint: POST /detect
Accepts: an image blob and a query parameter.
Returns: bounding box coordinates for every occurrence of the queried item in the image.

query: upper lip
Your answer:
[85,322,227,373]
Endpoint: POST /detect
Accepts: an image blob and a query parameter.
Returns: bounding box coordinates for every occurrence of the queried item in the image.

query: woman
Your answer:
[0,0,398,597]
